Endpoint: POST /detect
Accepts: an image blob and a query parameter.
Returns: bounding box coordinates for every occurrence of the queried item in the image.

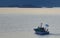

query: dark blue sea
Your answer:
[0,0,60,7]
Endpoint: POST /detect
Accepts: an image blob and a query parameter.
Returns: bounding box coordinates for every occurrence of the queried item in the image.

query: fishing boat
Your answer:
[34,23,49,35]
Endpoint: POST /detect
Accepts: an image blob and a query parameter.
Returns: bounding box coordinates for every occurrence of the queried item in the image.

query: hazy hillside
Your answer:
[0,0,60,7]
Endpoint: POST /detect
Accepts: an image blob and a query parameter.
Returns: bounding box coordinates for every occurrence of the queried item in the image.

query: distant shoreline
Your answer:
[0,8,60,15]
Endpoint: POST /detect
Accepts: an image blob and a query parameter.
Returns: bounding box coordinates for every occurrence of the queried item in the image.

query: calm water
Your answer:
[0,14,60,38]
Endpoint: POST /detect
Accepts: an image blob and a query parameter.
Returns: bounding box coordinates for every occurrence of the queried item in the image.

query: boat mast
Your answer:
[40,22,43,28]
